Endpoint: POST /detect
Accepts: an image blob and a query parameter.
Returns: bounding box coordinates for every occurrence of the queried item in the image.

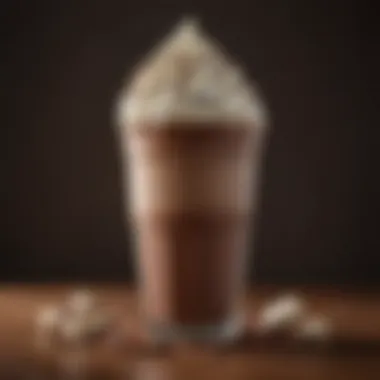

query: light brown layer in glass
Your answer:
[122,122,260,325]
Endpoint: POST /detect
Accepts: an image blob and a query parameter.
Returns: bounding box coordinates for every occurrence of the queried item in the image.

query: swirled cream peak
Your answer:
[117,18,268,128]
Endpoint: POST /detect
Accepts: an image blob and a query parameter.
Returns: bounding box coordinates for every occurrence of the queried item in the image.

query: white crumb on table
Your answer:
[257,293,306,333]
[65,289,96,314]
[34,304,61,349]
[34,288,113,347]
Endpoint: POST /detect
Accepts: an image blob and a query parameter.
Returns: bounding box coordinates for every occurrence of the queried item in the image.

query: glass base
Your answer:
[147,314,243,344]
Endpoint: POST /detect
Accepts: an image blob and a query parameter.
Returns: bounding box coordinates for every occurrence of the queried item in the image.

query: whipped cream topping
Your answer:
[116,18,268,128]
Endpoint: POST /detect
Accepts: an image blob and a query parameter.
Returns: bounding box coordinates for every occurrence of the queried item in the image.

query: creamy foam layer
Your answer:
[116,18,268,128]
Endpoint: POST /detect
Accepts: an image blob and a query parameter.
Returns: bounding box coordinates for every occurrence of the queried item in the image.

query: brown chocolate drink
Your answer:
[115,19,269,342]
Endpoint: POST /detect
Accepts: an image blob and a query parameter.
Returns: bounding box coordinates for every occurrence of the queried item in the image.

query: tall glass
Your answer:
[115,19,268,343]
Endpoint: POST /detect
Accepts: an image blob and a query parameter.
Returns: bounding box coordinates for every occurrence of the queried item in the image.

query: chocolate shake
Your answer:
[115,18,269,342]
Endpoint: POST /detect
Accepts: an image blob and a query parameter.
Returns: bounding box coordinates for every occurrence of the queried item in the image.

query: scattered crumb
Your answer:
[256,293,306,334]
[58,316,84,343]
[58,310,111,344]
[65,289,96,314]
[34,304,62,349]
[35,304,61,329]
[34,289,113,347]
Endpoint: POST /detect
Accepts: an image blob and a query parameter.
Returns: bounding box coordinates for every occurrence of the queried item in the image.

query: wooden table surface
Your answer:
[0,285,379,379]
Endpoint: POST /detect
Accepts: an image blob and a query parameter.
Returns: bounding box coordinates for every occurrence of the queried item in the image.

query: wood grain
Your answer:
[0,285,379,379]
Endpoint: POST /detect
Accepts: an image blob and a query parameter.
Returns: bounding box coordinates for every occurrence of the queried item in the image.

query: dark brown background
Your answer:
[2,0,379,283]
